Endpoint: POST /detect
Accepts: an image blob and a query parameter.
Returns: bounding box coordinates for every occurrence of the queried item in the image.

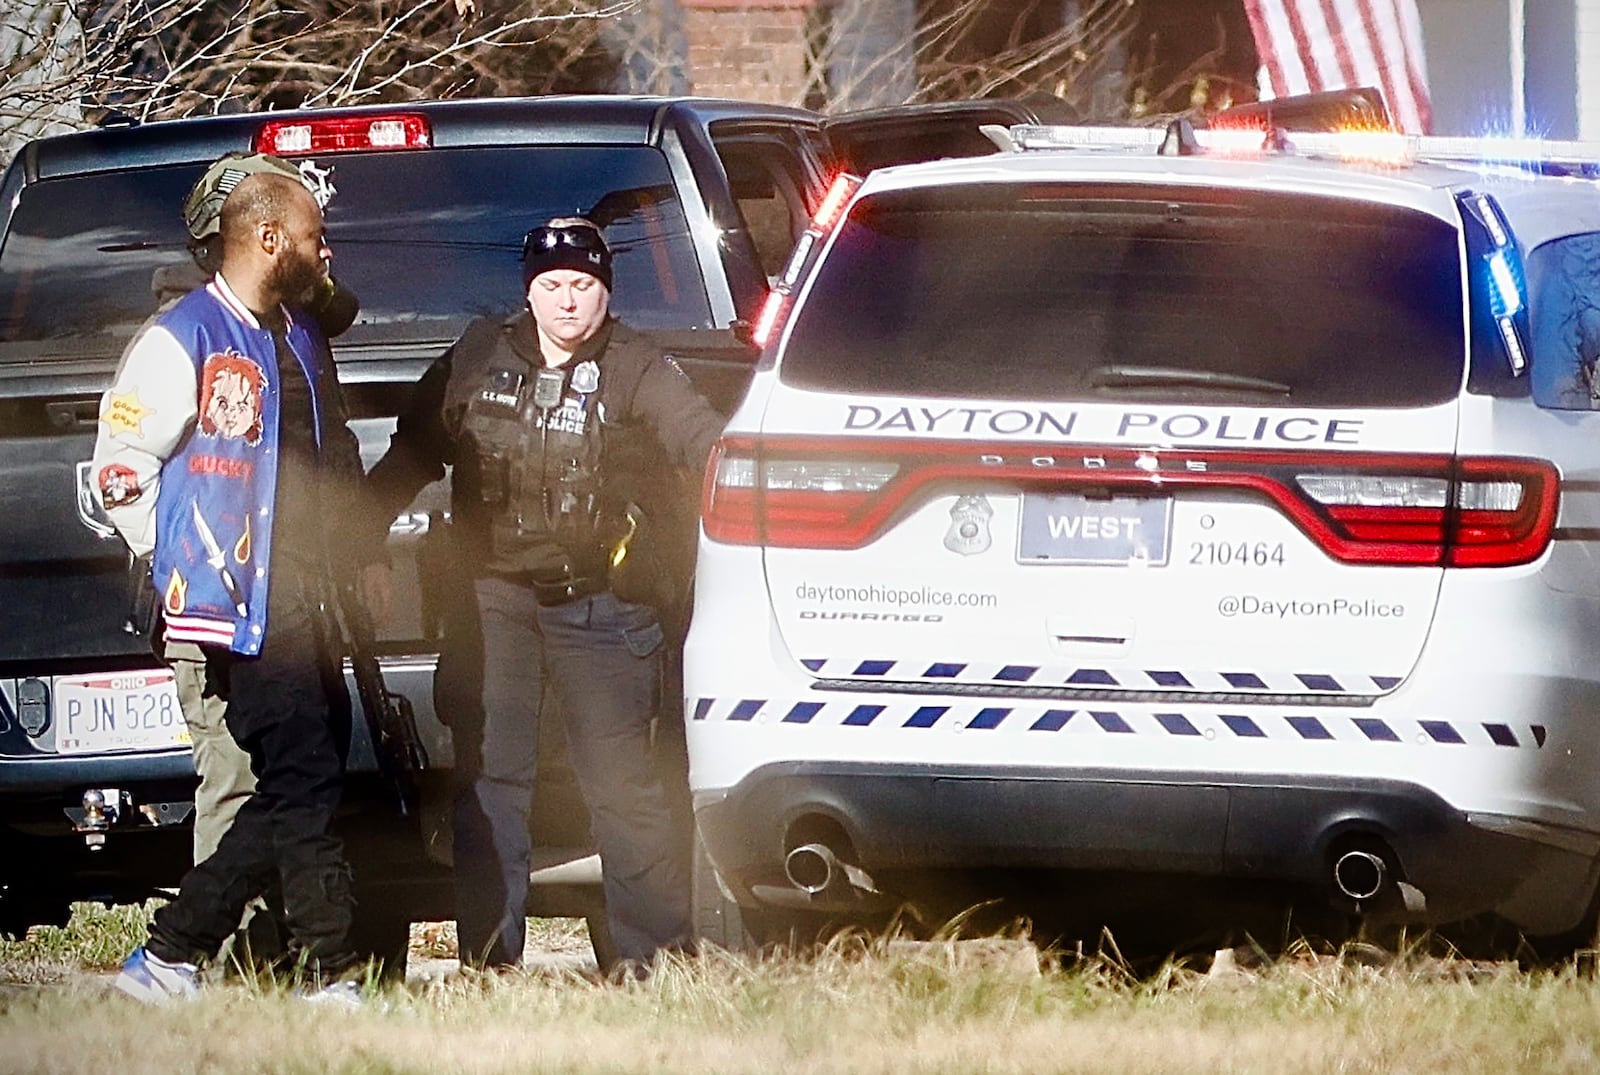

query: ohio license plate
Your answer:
[54,670,189,755]
[1017,493,1172,565]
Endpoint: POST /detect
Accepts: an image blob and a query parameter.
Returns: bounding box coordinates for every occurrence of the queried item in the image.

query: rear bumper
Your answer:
[695,761,1600,934]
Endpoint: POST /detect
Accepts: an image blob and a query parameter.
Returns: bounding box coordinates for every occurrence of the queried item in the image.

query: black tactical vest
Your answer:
[459,335,616,578]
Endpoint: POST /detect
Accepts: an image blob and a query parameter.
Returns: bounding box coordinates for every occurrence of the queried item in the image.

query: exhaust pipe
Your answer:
[784,842,880,897]
[785,842,838,894]
[1333,850,1388,901]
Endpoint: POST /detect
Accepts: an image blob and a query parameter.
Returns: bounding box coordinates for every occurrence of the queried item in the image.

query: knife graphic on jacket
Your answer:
[191,500,249,617]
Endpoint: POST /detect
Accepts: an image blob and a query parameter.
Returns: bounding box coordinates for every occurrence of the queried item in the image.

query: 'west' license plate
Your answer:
[1017,493,1173,565]
[54,670,189,755]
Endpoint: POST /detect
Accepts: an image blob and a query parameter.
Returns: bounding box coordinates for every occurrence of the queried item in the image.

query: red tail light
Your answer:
[811,173,862,231]
[749,290,790,350]
[255,114,432,155]
[702,436,1559,567]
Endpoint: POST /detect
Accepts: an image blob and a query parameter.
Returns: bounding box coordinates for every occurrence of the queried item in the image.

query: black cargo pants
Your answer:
[439,576,692,969]
[146,567,357,978]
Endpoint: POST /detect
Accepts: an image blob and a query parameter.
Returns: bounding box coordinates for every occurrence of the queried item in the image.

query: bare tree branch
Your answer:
[1,0,638,165]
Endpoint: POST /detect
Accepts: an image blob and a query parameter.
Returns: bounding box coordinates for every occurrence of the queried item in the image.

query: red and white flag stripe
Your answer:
[1243,0,1432,134]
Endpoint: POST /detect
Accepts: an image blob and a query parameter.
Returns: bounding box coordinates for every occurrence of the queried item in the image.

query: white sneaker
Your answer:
[113,947,200,1004]
[302,980,364,1008]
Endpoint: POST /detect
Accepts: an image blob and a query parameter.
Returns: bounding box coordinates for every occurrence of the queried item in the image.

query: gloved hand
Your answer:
[305,274,360,338]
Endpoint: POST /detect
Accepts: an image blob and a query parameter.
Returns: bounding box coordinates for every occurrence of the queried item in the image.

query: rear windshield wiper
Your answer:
[1088,365,1293,396]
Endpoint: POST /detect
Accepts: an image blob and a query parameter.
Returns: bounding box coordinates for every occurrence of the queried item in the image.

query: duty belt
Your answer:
[527,571,605,607]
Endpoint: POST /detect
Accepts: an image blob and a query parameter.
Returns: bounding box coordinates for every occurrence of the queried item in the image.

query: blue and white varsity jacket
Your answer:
[92,275,335,656]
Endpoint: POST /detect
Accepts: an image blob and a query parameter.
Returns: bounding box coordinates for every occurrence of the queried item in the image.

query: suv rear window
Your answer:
[0,145,712,354]
[779,184,1465,407]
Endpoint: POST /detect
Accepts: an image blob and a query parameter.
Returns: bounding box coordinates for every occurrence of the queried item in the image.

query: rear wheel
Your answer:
[690,829,833,954]
[691,828,761,953]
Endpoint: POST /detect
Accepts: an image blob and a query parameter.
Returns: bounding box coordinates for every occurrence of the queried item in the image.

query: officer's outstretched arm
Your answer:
[362,341,461,544]
[635,354,728,471]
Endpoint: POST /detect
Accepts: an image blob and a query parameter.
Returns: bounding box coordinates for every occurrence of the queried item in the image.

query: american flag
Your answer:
[1242,0,1433,134]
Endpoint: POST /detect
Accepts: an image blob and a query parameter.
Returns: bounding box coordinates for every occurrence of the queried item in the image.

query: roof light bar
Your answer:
[1009,124,1600,172]
[1009,125,1166,153]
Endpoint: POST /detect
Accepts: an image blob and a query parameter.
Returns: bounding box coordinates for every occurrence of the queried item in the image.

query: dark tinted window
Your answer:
[1528,232,1600,409]
[780,184,1465,406]
[0,145,711,353]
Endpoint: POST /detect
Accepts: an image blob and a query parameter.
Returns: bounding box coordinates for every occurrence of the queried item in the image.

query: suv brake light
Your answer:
[255,114,432,155]
[703,437,1558,567]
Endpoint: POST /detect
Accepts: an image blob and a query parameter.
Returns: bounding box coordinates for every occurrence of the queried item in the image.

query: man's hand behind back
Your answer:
[359,562,395,630]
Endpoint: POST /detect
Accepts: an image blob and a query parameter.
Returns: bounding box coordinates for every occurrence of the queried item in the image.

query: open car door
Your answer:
[822,98,1080,173]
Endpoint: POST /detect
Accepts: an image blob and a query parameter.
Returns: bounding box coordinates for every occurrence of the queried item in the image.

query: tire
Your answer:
[689,827,829,954]
[691,828,762,953]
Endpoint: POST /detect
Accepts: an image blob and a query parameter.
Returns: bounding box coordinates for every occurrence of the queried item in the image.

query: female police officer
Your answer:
[364,218,725,971]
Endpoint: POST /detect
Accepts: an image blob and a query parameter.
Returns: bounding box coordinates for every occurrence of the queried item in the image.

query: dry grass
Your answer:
[3,916,1600,1074]
[408,917,591,963]
[0,901,157,982]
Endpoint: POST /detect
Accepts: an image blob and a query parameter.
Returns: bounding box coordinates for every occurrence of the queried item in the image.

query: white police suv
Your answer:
[684,121,1600,949]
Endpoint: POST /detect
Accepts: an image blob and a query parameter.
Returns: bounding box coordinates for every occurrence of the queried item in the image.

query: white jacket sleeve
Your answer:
[90,324,198,557]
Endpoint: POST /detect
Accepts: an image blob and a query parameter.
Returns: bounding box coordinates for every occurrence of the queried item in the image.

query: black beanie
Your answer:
[521,218,613,290]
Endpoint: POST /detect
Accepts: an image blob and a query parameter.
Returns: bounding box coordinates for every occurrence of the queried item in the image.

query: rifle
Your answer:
[338,583,429,816]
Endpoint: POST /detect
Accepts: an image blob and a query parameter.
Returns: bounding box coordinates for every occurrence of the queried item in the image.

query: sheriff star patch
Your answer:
[100,391,155,438]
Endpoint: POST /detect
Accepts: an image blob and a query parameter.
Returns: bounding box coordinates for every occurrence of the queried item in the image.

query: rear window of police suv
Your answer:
[778,184,1465,408]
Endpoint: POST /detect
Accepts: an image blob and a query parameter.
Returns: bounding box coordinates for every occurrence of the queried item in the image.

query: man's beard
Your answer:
[267,247,327,306]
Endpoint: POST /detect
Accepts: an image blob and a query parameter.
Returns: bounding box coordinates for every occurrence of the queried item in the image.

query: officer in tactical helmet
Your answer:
[363,217,725,972]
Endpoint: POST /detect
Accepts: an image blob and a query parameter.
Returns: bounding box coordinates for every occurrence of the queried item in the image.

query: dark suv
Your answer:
[0,93,1012,953]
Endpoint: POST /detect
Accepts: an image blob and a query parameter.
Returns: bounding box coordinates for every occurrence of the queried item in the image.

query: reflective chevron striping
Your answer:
[795,657,1402,694]
[688,697,1546,749]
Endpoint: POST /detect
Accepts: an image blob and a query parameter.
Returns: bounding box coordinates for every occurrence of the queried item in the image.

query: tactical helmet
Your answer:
[182,152,319,241]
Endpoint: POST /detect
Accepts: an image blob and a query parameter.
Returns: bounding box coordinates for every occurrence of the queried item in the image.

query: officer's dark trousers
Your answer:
[440,577,691,969]
[146,570,357,978]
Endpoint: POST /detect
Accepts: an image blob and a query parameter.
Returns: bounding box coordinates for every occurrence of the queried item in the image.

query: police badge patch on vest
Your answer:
[539,360,601,436]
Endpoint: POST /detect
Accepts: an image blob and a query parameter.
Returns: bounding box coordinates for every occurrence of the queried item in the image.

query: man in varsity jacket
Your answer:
[92,153,389,1002]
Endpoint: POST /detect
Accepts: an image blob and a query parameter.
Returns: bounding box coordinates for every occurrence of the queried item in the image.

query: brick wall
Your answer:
[680,0,817,105]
